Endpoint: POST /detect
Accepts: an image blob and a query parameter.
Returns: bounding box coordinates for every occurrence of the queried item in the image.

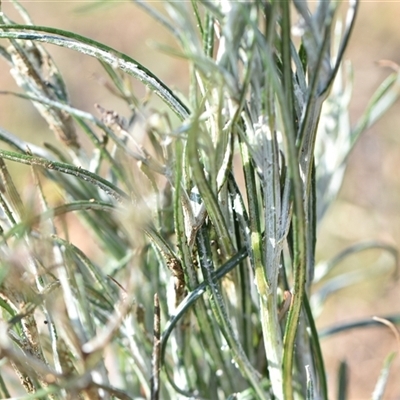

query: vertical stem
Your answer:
[196,224,266,398]
[240,135,284,399]
[151,294,161,400]
[278,2,308,398]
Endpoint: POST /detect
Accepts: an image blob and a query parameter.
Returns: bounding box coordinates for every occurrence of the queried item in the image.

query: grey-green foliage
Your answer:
[0,1,398,399]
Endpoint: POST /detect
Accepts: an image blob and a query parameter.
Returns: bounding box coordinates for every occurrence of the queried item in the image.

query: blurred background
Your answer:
[0,1,399,398]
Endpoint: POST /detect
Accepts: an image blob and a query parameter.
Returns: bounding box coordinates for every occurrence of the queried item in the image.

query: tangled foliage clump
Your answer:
[0,1,399,399]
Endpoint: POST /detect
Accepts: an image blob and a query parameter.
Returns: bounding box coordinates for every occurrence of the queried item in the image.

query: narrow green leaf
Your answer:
[0,149,128,202]
[337,360,348,400]
[0,24,190,120]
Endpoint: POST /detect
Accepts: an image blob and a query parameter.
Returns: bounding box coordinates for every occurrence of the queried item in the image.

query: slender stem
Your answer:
[187,117,234,259]
[277,3,308,398]
[196,224,265,398]
[151,294,161,400]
